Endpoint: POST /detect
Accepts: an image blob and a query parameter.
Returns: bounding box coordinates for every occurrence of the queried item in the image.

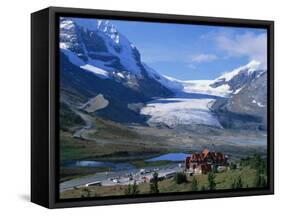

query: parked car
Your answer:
[112,178,120,183]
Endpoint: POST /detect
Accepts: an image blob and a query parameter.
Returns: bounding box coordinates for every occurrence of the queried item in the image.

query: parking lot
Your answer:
[60,162,185,191]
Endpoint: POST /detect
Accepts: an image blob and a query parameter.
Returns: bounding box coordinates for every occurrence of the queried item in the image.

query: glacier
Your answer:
[141,98,222,128]
[59,17,266,129]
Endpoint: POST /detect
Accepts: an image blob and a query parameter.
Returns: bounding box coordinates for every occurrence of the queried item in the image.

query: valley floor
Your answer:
[59,114,267,197]
[60,165,264,199]
[59,87,267,199]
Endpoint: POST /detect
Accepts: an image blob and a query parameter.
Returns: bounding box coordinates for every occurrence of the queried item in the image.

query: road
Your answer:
[60,163,185,192]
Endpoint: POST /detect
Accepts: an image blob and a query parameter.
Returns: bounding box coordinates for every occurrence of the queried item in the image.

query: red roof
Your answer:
[187,149,226,164]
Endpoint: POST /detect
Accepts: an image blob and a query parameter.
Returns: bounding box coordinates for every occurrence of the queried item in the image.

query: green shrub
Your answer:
[174,172,187,184]
[125,181,139,196]
[230,162,237,170]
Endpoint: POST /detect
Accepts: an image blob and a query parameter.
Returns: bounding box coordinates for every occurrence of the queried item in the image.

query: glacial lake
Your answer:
[64,153,190,171]
[145,153,190,162]
[64,161,136,171]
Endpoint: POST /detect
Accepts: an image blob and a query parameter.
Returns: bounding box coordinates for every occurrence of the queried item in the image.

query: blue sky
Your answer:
[110,20,267,80]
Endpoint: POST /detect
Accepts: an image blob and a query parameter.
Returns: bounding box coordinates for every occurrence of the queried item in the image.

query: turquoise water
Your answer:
[146,153,190,162]
[64,160,135,171]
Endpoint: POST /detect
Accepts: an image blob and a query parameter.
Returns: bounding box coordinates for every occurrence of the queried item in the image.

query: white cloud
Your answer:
[191,54,218,63]
[214,31,267,68]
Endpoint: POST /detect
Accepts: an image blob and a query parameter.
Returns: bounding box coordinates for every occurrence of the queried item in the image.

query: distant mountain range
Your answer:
[59,17,267,130]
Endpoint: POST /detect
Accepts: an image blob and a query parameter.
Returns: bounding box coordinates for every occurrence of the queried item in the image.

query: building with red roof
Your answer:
[185,149,228,174]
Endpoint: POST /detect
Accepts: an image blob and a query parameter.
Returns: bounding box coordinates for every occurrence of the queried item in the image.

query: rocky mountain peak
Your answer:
[210,60,266,95]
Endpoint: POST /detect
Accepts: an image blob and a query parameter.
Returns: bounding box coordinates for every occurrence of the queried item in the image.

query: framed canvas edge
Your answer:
[46,6,274,209]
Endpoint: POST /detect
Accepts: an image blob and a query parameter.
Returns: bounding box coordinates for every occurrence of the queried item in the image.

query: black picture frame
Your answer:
[31,6,274,209]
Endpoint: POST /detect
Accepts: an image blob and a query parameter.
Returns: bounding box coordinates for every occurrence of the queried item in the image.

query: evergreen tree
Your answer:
[124,184,132,195]
[191,177,198,191]
[254,171,267,188]
[231,181,236,189]
[132,181,140,195]
[200,185,206,191]
[254,170,261,187]
[213,165,218,173]
[208,172,216,190]
[150,172,159,194]
[259,176,267,187]
[236,176,243,188]
[231,176,243,189]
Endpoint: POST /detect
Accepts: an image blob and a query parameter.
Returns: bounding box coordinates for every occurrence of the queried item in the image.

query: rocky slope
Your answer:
[59,17,175,123]
[211,71,267,130]
[59,17,267,130]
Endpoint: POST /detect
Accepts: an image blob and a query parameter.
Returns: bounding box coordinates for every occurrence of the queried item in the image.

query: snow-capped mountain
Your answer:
[59,17,267,129]
[59,17,176,123]
[140,61,267,129]
[156,60,266,98]
[165,78,230,97]
[211,67,267,130]
[60,17,175,99]
[210,60,266,95]
[60,17,141,76]
[142,64,183,91]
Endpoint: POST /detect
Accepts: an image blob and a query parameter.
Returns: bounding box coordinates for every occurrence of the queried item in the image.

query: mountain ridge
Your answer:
[59,17,267,130]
